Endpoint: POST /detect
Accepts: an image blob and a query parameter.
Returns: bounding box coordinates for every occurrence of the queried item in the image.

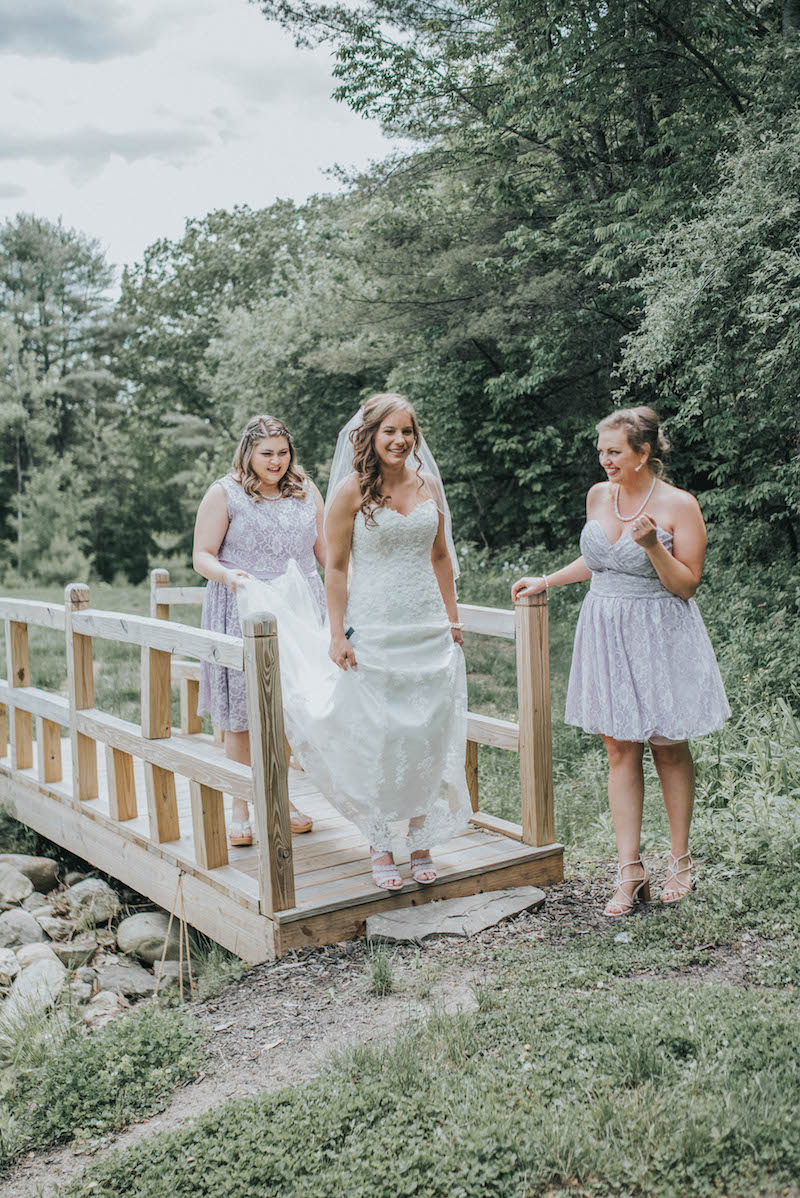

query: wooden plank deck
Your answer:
[0,730,563,961]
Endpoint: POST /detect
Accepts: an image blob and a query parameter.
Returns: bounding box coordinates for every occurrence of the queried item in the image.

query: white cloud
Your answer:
[0,0,188,62]
[0,0,396,270]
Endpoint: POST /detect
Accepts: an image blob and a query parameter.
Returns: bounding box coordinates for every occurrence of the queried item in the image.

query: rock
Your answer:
[21,894,52,914]
[16,943,60,968]
[153,959,193,991]
[1,957,66,1027]
[97,961,157,1000]
[83,990,129,1029]
[116,911,181,964]
[0,909,46,948]
[63,870,87,887]
[70,979,94,1003]
[366,886,547,944]
[94,927,118,949]
[64,878,120,925]
[35,914,76,941]
[0,854,59,893]
[51,935,98,969]
[76,965,98,984]
[0,863,34,908]
[0,948,20,986]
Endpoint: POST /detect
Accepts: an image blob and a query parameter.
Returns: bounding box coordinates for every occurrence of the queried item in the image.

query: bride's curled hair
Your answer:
[596,406,671,479]
[351,393,423,525]
[232,414,308,501]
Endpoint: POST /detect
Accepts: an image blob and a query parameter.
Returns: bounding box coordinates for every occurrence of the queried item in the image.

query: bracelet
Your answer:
[542,575,549,592]
[449,621,465,630]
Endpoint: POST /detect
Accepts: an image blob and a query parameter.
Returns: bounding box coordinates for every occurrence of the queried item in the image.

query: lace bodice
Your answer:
[580,521,676,599]
[214,474,318,581]
[346,499,447,627]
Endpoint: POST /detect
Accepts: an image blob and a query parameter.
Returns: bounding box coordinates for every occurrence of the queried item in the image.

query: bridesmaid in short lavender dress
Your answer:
[513,407,729,917]
[193,415,326,846]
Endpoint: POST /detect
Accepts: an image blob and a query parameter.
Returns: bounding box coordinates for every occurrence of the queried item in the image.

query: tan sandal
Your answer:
[290,807,313,834]
[370,849,403,891]
[410,851,437,885]
[228,820,254,847]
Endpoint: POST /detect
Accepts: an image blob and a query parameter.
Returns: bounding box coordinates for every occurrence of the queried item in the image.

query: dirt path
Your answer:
[1,871,754,1198]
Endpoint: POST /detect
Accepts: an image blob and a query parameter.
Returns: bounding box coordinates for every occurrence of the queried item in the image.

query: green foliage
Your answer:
[0,1005,202,1169]
[365,943,395,996]
[66,978,800,1198]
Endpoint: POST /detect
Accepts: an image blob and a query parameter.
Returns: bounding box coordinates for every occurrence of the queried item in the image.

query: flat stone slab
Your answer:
[366,886,546,944]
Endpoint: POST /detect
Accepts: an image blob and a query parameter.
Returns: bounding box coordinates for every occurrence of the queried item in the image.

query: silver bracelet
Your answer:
[449,621,465,630]
[542,575,550,592]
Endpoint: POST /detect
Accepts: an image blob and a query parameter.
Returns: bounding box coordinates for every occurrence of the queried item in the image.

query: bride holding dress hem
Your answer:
[239,392,473,890]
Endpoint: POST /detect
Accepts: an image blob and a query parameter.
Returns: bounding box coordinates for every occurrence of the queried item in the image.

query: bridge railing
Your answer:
[150,569,555,851]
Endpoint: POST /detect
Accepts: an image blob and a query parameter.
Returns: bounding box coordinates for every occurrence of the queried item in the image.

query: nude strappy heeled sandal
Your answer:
[410,852,437,885]
[603,858,651,917]
[661,851,694,904]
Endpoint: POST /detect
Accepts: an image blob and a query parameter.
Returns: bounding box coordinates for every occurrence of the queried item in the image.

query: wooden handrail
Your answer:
[71,609,243,670]
[0,599,65,629]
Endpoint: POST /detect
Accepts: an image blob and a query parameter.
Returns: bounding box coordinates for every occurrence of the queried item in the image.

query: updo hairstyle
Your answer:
[231,414,308,501]
[351,392,423,525]
[596,406,670,479]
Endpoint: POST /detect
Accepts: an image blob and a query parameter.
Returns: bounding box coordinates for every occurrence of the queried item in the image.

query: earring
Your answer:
[635,463,642,473]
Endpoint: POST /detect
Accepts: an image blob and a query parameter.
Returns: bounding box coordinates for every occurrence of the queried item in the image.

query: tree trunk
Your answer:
[785,0,800,34]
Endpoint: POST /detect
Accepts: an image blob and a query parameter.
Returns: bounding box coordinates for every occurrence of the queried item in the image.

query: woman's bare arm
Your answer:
[310,481,327,569]
[325,476,359,669]
[430,512,461,642]
[192,485,249,589]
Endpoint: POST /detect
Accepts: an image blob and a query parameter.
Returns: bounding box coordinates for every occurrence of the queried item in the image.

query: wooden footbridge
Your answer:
[0,574,563,961]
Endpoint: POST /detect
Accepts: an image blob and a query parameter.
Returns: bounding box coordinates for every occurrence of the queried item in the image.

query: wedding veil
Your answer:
[324,407,460,582]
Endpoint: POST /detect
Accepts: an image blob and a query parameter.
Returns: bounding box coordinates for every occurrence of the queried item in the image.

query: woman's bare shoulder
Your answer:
[586,481,610,512]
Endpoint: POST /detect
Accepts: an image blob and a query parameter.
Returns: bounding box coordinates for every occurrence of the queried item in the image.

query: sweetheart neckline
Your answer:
[586,518,672,547]
[382,497,435,520]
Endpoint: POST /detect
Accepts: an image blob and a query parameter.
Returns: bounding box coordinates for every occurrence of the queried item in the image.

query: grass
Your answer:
[0,1003,202,1169]
[365,943,395,996]
[3,552,800,1194]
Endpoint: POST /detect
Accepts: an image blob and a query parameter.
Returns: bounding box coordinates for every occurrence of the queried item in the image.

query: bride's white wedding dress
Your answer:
[240,497,472,852]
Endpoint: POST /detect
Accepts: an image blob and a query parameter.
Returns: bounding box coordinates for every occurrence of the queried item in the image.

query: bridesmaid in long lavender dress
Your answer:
[513,407,729,917]
[193,414,326,846]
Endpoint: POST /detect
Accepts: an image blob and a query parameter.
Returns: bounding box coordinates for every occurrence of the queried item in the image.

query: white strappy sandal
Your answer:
[370,849,403,891]
[661,851,694,904]
[410,852,437,885]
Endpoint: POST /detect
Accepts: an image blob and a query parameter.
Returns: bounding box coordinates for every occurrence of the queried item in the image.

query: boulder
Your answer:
[75,965,98,984]
[116,911,180,964]
[64,878,120,925]
[83,990,129,1029]
[0,909,46,948]
[0,854,58,893]
[69,979,94,1003]
[97,961,157,1000]
[0,948,20,986]
[0,863,34,908]
[16,943,60,968]
[63,870,87,887]
[51,935,98,969]
[1,956,65,1027]
[21,893,52,914]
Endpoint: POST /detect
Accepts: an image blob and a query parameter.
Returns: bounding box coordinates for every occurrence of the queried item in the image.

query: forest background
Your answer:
[0,0,798,661]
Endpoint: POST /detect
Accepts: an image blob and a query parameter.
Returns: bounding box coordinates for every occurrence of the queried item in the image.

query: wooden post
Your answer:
[144,763,180,842]
[515,593,555,847]
[242,612,295,914]
[64,583,98,802]
[105,745,137,821]
[5,619,33,770]
[142,570,172,741]
[465,739,479,812]
[180,678,202,735]
[189,780,228,869]
[36,716,63,784]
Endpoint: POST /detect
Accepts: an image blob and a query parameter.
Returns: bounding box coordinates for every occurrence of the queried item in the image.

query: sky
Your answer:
[0,0,394,275]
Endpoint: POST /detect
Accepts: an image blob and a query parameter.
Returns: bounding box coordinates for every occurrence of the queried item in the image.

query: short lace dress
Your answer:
[197,474,325,732]
[564,521,730,743]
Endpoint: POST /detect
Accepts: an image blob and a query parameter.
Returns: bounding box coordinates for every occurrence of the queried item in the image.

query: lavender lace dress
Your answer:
[198,475,325,732]
[565,521,730,743]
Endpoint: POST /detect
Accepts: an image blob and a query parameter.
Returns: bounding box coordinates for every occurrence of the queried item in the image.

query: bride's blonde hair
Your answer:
[232,414,308,501]
[351,393,423,525]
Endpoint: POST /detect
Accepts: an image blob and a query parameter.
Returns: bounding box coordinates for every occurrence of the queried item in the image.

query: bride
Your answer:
[240,392,472,890]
